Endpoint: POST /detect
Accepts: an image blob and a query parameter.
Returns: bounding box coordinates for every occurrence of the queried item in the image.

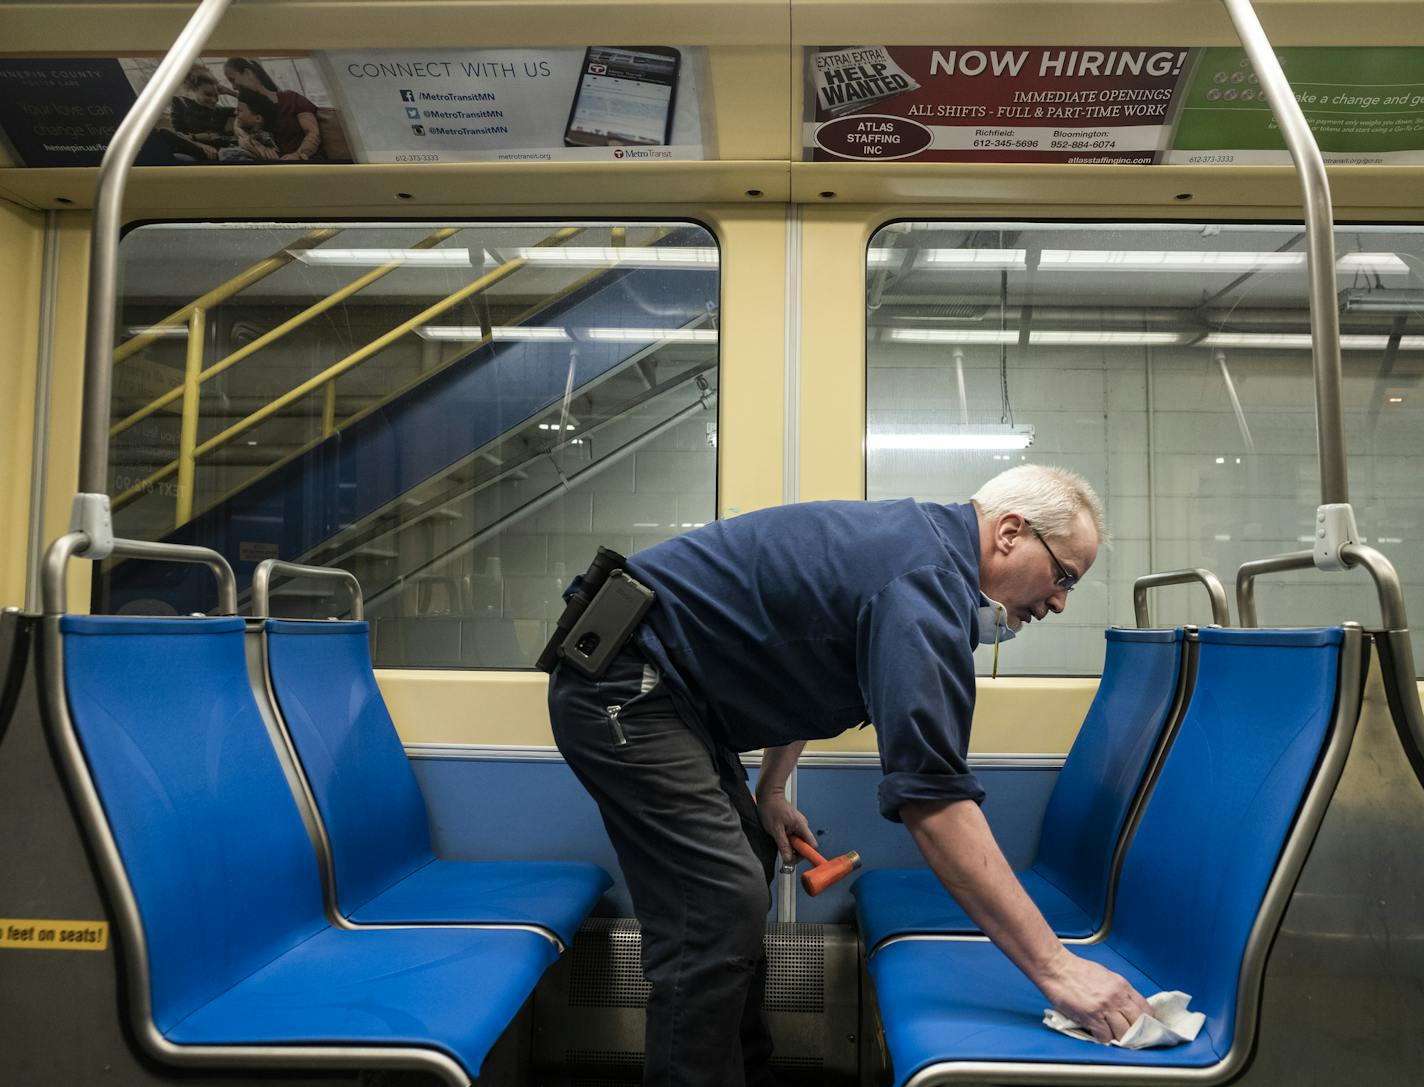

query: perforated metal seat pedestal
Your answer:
[534,918,860,1082]
[868,627,1366,1087]
[854,627,1187,947]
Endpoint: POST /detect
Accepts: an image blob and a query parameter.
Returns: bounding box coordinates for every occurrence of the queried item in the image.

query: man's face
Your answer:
[980,510,1098,632]
[194,82,219,108]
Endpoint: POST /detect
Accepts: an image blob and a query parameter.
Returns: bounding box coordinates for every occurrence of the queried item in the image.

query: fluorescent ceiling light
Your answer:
[1039,250,1408,275]
[1201,332,1424,350]
[869,425,1035,451]
[1337,252,1411,275]
[915,248,1027,270]
[583,327,718,343]
[125,325,188,338]
[291,248,472,267]
[416,325,570,342]
[888,328,1185,345]
[889,329,1019,344]
[490,246,718,268]
[1029,330,1186,346]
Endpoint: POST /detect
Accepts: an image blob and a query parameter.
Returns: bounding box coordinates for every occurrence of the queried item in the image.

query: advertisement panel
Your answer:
[0,53,352,167]
[805,46,1192,163]
[322,46,708,163]
[802,45,1424,166]
[0,46,708,167]
[1167,47,1424,165]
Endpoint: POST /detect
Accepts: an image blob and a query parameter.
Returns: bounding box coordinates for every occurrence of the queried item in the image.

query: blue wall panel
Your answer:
[411,756,1059,924]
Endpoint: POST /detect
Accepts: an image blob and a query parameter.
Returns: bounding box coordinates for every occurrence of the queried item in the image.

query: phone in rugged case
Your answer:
[559,569,656,678]
[563,46,681,148]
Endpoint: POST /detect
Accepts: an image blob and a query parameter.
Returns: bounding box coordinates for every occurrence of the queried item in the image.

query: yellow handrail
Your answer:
[113,228,338,365]
[110,227,460,438]
[174,307,206,523]
[112,226,582,514]
[186,254,629,524]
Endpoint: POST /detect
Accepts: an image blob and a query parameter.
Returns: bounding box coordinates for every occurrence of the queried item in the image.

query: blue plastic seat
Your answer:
[854,628,1185,945]
[868,627,1348,1085]
[60,616,558,1080]
[264,619,610,946]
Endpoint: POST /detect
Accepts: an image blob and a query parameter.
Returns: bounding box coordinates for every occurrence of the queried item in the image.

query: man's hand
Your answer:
[754,788,816,864]
[1037,949,1152,1043]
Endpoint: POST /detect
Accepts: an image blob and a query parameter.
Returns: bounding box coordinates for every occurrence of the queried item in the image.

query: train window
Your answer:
[104,220,720,669]
[867,220,1423,676]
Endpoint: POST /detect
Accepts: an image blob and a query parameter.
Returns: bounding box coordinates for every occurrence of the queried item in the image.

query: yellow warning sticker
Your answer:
[1,918,109,951]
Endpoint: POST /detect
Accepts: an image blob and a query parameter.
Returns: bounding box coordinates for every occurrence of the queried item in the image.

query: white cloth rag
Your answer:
[1043,990,1205,1049]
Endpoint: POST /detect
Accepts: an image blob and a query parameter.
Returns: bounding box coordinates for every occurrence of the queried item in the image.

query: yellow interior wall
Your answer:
[0,201,43,609]
[42,214,96,614]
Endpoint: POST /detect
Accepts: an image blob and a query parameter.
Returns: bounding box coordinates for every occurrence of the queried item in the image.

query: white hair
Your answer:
[972,464,1107,544]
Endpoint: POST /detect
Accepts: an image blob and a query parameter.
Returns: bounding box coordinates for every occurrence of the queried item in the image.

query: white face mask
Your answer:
[977,597,1017,648]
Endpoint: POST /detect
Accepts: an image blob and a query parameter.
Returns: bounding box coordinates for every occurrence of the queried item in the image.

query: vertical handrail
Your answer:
[1224,3,1422,771]
[73,0,234,558]
[1222,0,1352,536]
[174,307,206,524]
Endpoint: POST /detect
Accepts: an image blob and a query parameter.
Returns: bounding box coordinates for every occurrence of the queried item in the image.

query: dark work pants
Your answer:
[549,645,780,1087]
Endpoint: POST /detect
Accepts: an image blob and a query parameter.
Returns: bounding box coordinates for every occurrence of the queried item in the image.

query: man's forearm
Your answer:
[902,798,1067,985]
[755,741,807,799]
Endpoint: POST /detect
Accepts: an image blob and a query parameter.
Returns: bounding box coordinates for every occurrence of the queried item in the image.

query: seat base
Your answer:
[869,940,1224,1087]
[170,926,558,1078]
[349,859,611,946]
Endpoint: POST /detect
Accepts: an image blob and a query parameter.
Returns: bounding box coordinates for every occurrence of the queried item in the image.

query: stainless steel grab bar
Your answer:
[1133,568,1231,628]
[251,561,364,620]
[71,0,234,558]
[43,534,237,617]
[1222,0,1346,510]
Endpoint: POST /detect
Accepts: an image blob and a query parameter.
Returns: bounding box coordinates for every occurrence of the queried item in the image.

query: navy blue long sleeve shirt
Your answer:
[623,499,986,821]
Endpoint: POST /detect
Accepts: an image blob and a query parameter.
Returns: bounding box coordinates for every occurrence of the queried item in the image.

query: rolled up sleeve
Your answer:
[857,566,984,822]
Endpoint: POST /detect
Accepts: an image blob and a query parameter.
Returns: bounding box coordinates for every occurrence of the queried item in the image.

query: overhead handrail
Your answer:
[1132,568,1231,628]
[43,534,237,617]
[71,0,234,560]
[110,225,584,517]
[252,560,363,621]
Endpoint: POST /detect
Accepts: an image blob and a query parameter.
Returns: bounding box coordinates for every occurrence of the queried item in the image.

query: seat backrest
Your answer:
[60,617,328,1034]
[264,620,433,914]
[1109,627,1346,1052]
[1032,627,1185,926]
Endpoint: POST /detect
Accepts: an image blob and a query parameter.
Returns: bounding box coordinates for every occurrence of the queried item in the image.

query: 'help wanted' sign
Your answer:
[812,47,921,118]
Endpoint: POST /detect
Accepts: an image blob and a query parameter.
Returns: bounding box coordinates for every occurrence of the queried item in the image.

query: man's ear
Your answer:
[994,512,1026,554]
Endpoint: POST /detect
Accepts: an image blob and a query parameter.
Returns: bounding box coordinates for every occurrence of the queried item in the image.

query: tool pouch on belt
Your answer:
[535,547,655,679]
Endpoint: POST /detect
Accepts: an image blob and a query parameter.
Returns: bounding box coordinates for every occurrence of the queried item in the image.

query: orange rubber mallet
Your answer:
[789,836,862,896]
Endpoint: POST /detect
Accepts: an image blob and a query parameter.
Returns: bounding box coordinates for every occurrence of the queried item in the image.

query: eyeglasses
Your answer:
[1025,521,1078,592]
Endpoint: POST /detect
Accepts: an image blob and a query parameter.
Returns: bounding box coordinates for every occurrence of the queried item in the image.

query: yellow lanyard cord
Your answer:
[990,602,1004,679]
